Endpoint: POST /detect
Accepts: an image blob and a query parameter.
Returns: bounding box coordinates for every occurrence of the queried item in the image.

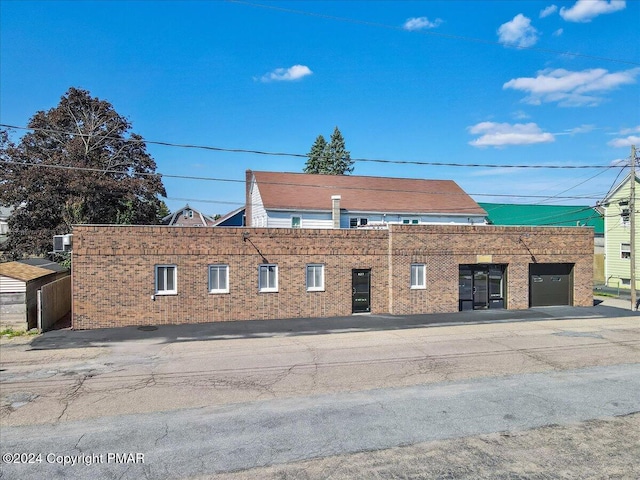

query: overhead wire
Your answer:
[0,159,613,203]
[0,123,616,170]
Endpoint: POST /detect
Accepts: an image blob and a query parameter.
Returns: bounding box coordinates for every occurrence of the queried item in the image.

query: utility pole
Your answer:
[631,145,636,311]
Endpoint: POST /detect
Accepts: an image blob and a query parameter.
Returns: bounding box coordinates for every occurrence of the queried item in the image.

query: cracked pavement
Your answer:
[1,303,640,479]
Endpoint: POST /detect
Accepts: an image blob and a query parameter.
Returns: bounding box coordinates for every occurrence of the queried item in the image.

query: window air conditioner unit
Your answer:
[53,234,73,253]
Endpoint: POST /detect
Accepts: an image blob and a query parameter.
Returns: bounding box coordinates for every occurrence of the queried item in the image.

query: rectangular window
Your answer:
[410,264,426,289]
[306,264,325,291]
[209,265,229,293]
[291,216,301,228]
[621,243,631,259]
[259,264,278,292]
[155,265,177,295]
[402,219,420,225]
[621,208,630,227]
[350,217,368,228]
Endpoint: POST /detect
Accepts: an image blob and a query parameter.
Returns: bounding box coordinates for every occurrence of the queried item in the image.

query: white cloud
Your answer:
[553,28,564,36]
[260,64,313,82]
[610,158,628,166]
[618,126,640,135]
[540,5,558,18]
[608,135,640,148]
[497,14,539,47]
[554,124,597,135]
[403,17,443,31]
[468,122,555,147]
[512,110,531,120]
[560,0,626,22]
[503,67,640,107]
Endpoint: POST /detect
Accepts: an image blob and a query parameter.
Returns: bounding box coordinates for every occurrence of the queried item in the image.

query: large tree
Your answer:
[0,87,167,258]
[303,127,354,175]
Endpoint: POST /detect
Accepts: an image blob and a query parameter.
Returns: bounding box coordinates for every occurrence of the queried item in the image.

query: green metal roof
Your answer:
[478,203,604,235]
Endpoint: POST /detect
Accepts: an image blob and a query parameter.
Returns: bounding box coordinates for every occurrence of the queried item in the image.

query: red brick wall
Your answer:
[72,226,388,329]
[72,225,593,329]
[388,225,593,314]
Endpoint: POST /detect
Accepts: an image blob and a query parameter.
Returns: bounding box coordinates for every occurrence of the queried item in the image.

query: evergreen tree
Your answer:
[303,135,328,174]
[303,127,353,175]
[326,127,353,175]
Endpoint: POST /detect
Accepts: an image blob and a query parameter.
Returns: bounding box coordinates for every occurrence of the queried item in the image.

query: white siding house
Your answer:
[246,170,488,229]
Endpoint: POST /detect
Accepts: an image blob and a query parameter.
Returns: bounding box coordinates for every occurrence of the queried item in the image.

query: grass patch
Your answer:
[593,292,619,298]
[0,328,38,338]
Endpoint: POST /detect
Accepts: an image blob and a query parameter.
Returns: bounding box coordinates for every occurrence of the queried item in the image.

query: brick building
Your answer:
[72,224,593,329]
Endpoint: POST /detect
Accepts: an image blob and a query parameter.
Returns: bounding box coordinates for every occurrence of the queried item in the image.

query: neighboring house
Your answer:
[71,223,593,330]
[0,205,13,246]
[480,202,605,283]
[601,173,639,290]
[245,170,488,229]
[212,206,245,227]
[0,259,70,330]
[162,204,216,227]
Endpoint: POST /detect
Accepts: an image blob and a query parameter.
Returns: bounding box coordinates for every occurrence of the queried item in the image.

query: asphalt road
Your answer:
[1,363,639,480]
[1,301,639,479]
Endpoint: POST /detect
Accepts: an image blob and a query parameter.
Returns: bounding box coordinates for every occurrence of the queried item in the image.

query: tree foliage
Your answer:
[303,127,354,175]
[0,87,167,257]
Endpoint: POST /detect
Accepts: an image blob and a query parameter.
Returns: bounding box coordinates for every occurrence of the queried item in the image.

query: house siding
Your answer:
[250,182,267,227]
[604,179,639,289]
[72,225,593,329]
[267,211,333,229]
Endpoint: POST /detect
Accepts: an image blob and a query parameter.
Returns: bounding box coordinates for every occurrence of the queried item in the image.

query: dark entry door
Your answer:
[459,265,506,311]
[352,269,371,313]
[473,270,489,309]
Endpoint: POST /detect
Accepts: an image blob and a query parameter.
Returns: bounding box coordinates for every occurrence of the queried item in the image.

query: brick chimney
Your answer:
[331,195,341,229]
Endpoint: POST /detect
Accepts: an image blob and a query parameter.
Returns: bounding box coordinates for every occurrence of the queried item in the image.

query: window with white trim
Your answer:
[155,265,177,295]
[621,208,630,227]
[410,263,426,289]
[621,243,631,259]
[306,264,325,291]
[259,264,278,292]
[402,219,420,224]
[291,216,301,228]
[209,264,229,293]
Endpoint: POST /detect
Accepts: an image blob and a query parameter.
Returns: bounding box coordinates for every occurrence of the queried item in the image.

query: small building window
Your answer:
[621,243,631,259]
[259,264,278,292]
[410,264,426,289]
[306,264,325,291]
[155,265,177,295]
[209,265,229,293]
[350,217,368,228]
[291,216,301,228]
[403,219,419,224]
[621,208,630,227]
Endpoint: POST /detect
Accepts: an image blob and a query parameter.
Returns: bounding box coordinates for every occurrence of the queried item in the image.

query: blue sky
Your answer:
[1,0,638,216]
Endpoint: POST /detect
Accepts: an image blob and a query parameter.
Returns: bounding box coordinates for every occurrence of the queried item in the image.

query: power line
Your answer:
[0,160,616,205]
[0,159,612,202]
[0,123,616,169]
[227,0,640,67]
